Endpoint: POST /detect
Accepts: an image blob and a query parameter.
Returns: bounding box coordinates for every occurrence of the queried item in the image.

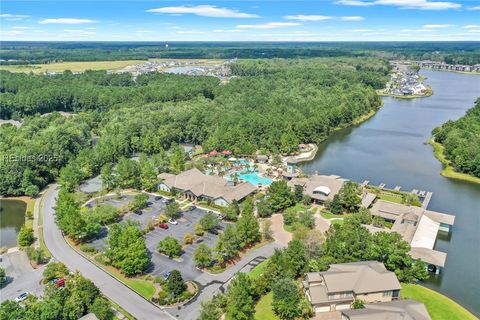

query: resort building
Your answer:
[303,261,401,313]
[157,168,256,207]
[366,200,455,273]
[282,156,300,179]
[341,300,431,320]
[288,174,377,206]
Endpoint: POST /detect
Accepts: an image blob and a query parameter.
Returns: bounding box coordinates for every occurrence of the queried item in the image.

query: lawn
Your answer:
[255,292,279,320]
[401,284,477,320]
[0,60,145,73]
[377,192,403,204]
[249,259,269,280]
[105,266,157,300]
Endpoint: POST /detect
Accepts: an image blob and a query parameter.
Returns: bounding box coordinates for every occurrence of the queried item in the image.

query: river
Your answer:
[300,70,480,316]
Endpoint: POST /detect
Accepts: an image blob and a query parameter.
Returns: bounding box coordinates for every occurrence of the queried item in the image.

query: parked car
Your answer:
[189,206,196,211]
[54,278,65,288]
[154,196,162,201]
[168,219,178,225]
[158,223,169,230]
[15,292,29,303]
[216,213,225,220]
[209,228,219,235]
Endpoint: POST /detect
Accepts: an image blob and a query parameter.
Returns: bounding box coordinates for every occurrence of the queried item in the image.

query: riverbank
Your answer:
[378,90,433,99]
[428,138,480,185]
[401,284,477,320]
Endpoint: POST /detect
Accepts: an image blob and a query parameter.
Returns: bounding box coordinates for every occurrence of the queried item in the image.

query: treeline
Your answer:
[1,58,388,196]
[1,41,479,65]
[432,98,480,178]
[0,70,218,119]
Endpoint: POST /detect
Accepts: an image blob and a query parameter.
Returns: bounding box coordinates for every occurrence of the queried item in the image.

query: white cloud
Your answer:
[336,0,461,10]
[136,30,152,33]
[468,6,480,10]
[146,5,258,18]
[213,29,244,33]
[1,30,25,36]
[63,29,96,36]
[350,29,373,32]
[39,18,96,24]
[236,22,301,29]
[341,16,365,21]
[467,29,480,33]
[175,30,205,34]
[0,13,30,21]
[423,24,453,28]
[284,15,332,21]
[12,26,30,29]
[464,25,480,29]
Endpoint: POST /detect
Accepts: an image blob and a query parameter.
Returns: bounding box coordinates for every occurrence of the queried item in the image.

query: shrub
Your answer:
[18,226,34,247]
[157,236,182,258]
[158,213,168,223]
[79,243,98,254]
[183,233,194,245]
[194,223,204,236]
[43,262,69,281]
[167,270,186,297]
[26,247,47,264]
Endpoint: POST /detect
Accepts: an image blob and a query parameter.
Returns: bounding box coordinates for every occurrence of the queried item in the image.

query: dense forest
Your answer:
[0,58,389,196]
[432,98,480,178]
[1,41,479,65]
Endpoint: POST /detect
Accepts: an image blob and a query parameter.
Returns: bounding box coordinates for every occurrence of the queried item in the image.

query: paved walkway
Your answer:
[270,214,292,247]
[314,213,332,234]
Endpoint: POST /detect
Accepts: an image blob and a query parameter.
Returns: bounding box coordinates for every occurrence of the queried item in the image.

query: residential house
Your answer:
[303,261,401,313]
[341,299,431,320]
[157,168,256,207]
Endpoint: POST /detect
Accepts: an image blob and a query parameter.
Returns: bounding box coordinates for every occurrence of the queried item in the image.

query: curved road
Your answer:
[42,185,174,320]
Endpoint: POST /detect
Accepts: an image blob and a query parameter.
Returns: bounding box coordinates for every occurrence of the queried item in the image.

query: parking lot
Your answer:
[85,193,225,281]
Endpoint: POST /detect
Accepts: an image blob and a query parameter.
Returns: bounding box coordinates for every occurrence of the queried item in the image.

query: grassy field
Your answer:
[0,60,145,73]
[428,138,480,185]
[0,58,225,74]
[401,284,477,320]
[249,259,269,280]
[104,265,157,300]
[255,292,279,320]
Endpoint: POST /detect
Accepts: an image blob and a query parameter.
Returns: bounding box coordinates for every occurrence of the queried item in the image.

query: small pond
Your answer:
[0,199,27,248]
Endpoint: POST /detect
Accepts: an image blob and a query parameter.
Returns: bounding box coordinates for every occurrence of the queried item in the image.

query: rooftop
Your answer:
[342,299,431,320]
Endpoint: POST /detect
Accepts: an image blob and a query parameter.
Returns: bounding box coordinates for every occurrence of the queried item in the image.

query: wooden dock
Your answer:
[394,186,401,191]
[422,191,433,209]
[362,180,370,186]
[379,183,386,189]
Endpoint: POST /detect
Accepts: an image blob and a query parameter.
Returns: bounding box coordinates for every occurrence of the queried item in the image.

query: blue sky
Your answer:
[1,1,479,41]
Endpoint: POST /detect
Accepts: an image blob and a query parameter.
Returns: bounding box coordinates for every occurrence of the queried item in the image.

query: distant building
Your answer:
[287,174,347,204]
[303,261,401,313]
[341,299,431,320]
[366,200,455,273]
[158,168,256,207]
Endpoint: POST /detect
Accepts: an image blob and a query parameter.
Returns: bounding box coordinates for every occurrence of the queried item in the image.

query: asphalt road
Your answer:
[42,185,174,320]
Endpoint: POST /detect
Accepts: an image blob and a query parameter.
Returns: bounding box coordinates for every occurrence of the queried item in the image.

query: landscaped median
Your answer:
[401,284,477,320]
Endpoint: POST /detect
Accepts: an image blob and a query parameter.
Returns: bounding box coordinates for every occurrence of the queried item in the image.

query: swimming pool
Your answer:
[227,171,273,186]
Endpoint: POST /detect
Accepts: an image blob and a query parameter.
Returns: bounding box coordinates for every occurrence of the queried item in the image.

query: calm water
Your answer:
[300,70,480,316]
[0,199,27,247]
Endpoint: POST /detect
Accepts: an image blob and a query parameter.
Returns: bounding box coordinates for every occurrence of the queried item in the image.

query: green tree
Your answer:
[130,193,149,212]
[17,225,34,247]
[165,201,181,220]
[101,163,116,190]
[43,262,69,282]
[226,273,255,320]
[285,239,308,277]
[167,270,186,297]
[200,213,219,232]
[170,146,186,174]
[236,208,260,247]
[215,225,240,263]
[294,185,304,203]
[89,297,114,320]
[0,268,5,284]
[139,155,158,191]
[267,180,294,212]
[199,299,222,320]
[105,221,149,275]
[272,278,302,320]
[116,157,141,189]
[222,201,240,221]
[157,236,182,258]
[194,244,213,268]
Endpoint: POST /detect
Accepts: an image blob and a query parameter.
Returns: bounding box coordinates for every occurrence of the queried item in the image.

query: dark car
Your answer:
[154,196,162,201]
[189,206,196,211]
[162,272,171,281]
[159,223,169,230]
[208,228,219,235]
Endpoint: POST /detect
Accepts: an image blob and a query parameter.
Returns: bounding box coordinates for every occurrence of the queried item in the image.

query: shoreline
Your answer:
[428,138,480,185]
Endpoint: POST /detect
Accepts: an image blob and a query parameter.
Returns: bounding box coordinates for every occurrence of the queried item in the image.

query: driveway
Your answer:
[42,185,174,320]
[0,249,45,302]
[314,213,332,234]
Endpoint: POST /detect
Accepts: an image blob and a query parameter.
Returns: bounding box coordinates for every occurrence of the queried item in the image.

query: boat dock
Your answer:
[422,191,433,209]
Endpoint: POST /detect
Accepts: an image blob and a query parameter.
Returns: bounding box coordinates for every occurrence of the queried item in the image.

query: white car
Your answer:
[168,219,178,225]
[15,292,29,303]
